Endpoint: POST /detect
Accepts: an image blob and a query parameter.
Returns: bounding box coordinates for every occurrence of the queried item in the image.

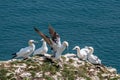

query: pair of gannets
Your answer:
[73,46,101,64]
[12,39,48,59]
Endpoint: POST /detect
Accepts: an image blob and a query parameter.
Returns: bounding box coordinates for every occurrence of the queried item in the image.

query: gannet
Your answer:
[48,25,61,56]
[55,41,69,59]
[72,46,89,60]
[34,25,68,59]
[12,40,36,59]
[33,39,48,56]
[87,47,101,64]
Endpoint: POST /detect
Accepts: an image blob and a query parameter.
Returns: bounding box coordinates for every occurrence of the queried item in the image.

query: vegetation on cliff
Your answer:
[0,54,120,80]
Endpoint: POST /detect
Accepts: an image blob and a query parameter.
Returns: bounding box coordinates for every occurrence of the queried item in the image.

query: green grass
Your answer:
[0,69,9,80]
[61,56,66,61]
[44,75,53,80]
[23,77,30,80]
[30,71,36,77]
[61,63,76,80]
[61,68,75,80]
[42,62,60,75]
[69,59,74,63]
[0,56,119,80]
[109,76,120,80]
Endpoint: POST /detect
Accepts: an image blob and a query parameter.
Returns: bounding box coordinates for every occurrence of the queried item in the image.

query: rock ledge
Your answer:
[0,53,120,80]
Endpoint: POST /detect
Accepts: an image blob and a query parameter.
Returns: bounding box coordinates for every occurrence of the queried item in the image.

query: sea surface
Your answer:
[0,0,120,72]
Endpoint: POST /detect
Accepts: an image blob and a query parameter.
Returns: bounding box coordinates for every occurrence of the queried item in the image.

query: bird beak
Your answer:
[40,39,44,41]
[85,46,89,49]
[34,41,39,43]
[72,47,76,50]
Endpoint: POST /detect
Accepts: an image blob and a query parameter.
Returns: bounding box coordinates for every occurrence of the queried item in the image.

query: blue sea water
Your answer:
[0,0,120,72]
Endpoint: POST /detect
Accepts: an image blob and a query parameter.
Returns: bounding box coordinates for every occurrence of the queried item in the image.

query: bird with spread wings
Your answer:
[34,25,68,59]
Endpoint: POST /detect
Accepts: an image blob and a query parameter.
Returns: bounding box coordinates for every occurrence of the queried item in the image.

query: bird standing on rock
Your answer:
[12,40,37,60]
[87,47,101,65]
[33,38,48,56]
[73,46,89,61]
[55,41,69,59]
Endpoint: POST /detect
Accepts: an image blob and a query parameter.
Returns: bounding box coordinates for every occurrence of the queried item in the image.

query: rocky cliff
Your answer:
[0,53,120,80]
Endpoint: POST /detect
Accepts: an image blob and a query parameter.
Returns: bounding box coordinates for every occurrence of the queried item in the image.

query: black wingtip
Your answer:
[12,52,17,58]
[12,55,16,59]
[48,24,54,30]
[12,54,17,59]
[34,27,39,32]
[12,53,16,55]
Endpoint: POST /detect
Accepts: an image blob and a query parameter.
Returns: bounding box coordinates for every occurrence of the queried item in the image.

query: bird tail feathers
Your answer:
[12,53,17,58]
[12,53,16,55]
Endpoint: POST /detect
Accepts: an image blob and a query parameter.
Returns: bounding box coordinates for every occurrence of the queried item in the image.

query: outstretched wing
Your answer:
[48,24,60,44]
[34,27,52,45]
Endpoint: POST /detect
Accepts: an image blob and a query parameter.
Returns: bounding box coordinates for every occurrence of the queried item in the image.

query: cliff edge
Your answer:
[0,53,120,80]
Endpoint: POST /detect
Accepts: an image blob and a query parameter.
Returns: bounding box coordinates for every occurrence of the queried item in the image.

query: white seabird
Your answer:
[34,25,68,59]
[48,25,62,56]
[55,41,69,59]
[33,39,48,56]
[72,46,89,60]
[87,46,101,64]
[12,40,36,59]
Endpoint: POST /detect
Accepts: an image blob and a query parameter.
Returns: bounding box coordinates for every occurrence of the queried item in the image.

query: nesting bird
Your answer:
[72,46,89,60]
[87,46,101,64]
[33,39,48,56]
[12,40,37,59]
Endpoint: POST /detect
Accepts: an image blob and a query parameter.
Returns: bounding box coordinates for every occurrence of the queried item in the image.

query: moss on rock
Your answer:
[0,54,120,80]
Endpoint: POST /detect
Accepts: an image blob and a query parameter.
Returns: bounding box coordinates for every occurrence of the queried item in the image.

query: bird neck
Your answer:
[89,48,94,54]
[29,43,35,50]
[61,43,66,51]
[87,50,93,56]
[42,41,47,47]
[57,44,66,55]
[76,48,81,56]
[57,38,61,46]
